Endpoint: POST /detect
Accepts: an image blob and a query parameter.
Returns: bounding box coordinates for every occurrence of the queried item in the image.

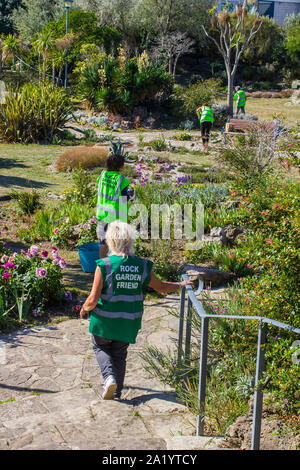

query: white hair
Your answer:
[105,221,138,256]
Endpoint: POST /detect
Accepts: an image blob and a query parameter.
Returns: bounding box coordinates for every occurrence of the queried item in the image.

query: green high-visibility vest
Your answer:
[199,106,214,123]
[89,255,154,343]
[234,90,246,108]
[96,170,130,223]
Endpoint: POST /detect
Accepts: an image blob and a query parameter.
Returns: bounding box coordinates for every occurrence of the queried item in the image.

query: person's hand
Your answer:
[179,280,193,288]
[80,307,89,319]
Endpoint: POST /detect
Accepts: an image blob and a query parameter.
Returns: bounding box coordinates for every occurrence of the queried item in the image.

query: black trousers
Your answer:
[200,121,212,144]
[91,334,129,398]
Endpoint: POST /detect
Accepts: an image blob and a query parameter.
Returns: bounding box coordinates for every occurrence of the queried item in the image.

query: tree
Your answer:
[12,0,64,40]
[32,30,54,84]
[0,0,23,34]
[2,33,21,66]
[284,13,300,65]
[203,1,262,116]
[150,32,195,76]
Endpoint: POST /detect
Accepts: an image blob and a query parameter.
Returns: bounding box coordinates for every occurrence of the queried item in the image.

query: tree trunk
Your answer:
[227,69,234,117]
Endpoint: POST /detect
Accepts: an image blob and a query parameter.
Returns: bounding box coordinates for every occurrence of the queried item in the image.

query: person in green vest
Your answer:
[196,103,214,149]
[234,86,246,115]
[96,142,134,259]
[80,220,192,400]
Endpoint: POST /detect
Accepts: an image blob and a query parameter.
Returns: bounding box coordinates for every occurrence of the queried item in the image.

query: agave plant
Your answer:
[109,139,137,163]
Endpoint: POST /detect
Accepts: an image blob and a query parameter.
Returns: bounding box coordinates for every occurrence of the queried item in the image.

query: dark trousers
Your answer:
[91,334,129,398]
[200,121,212,145]
[236,106,245,115]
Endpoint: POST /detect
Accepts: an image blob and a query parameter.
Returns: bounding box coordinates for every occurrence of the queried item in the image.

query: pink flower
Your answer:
[51,246,58,252]
[1,255,8,263]
[52,251,60,259]
[59,258,66,269]
[89,219,95,224]
[41,250,48,258]
[3,242,7,247]
[266,190,271,193]
[53,228,59,234]
[3,272,10,281]
[220,308,227,313]
[52,258,60,266]
[30,245,39,256]
[83,224,87,229]
[231,190,237,195]
[261,211,268,215]
[212,306,218,311]
[284,160,289,166]
[4,262,15,270]
[20,249,26,255]
[266,238,273,244]
[36,267,47,278]
[228,253,234,259]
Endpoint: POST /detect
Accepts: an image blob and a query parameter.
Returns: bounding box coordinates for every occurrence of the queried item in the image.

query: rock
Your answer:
[208,225,243,246]
[181,264,235,286]
[291,80,300,89]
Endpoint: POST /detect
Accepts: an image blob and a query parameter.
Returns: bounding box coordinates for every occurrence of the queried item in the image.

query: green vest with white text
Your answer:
[89,255,153,343]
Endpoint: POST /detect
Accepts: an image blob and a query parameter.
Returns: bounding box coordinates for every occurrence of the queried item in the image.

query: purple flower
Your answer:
[41,250,48,258]
[220,308,228,314]
[4,242,7,247]
[52,257,60,266]
[89,219,95,224]
[36,267,47,278]
[83,224,87,229]
[65,291,72,300]
[52,251,60,259]
[30,245,39,256]
[33,309,42,317]
[3,272,10,281]
[212,306,218,311]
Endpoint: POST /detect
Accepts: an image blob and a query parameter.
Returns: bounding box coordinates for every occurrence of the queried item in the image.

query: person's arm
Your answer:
[196,106,202,118]
[148,270,192,295]
[80,266,103,318]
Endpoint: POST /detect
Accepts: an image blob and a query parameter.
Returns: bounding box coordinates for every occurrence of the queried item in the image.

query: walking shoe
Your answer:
[102,375,117,400]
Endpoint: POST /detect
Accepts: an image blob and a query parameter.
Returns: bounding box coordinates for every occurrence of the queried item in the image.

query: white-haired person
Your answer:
[80,220,192,400]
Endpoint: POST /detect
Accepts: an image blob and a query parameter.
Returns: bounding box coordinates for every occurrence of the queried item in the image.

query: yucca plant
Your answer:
[0,82,73,143]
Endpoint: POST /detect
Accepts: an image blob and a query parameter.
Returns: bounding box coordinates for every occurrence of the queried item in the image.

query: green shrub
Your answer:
[77,53,174,114]
[10,189,42,214]
[0,83,72,144]
[175,79,224,120]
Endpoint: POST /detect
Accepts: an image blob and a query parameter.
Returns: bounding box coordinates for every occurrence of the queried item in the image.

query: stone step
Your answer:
[165,436,228,450]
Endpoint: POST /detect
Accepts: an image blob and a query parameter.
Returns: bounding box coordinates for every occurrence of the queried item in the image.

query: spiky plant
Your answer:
[109,139,130,159]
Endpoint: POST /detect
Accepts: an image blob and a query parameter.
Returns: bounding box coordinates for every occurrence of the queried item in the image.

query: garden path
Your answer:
[0,294,225,450]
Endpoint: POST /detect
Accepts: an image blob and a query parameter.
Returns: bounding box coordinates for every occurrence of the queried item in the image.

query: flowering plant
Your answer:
[0,244,65,325]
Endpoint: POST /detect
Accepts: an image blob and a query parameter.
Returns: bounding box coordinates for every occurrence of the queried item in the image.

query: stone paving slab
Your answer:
[0,296,211,450]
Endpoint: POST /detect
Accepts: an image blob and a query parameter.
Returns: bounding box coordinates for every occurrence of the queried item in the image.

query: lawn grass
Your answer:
[0,144,73,197]
[219,97,300,124]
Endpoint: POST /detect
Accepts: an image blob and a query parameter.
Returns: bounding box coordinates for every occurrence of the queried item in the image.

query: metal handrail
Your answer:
[178,274,300,450]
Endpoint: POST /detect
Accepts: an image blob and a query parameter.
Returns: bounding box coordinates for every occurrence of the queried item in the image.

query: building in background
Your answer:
[218,0,300,25]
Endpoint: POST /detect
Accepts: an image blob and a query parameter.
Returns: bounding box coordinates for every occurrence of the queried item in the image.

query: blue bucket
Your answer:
[78,242,100,273]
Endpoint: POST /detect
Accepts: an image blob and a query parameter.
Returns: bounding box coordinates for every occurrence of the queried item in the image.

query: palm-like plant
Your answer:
[32,30,54,84]
[2,34,21,67]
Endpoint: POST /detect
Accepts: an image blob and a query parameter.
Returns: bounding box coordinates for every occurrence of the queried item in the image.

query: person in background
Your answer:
[80,220,192,400]
[196,103,214,150]
[96,149,134,259]
[234,86,246,115]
